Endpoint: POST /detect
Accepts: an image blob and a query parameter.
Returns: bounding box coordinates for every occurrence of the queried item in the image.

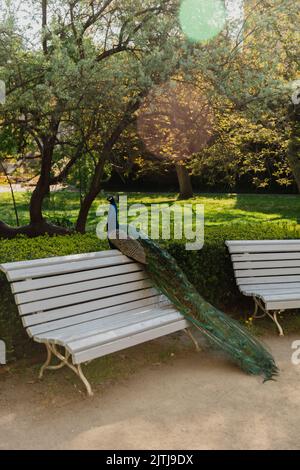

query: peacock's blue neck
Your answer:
[107,202,119,232]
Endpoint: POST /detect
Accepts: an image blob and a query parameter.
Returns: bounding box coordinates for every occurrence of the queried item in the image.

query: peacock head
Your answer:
[107,195,118,206]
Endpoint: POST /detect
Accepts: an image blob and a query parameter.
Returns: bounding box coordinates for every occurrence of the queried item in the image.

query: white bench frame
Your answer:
[0,250,199,396]
[226,240,300,336]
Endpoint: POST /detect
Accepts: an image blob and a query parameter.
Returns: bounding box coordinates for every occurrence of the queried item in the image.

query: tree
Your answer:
[136,81,214,199]
[0,0,184,236]
[0,0,299,237]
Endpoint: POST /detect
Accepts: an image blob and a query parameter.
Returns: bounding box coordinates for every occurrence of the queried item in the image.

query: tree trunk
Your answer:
[75,159,106,233]
[286,104,300,192]
[75,98,141,233]
[175,164,193,199]
[29,141,53,224]
[0,220,70,238]
[0,127,71,238]
[42,0,48,55]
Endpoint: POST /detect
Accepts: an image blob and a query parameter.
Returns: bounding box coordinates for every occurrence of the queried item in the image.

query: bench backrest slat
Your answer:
[15,270,148,304]
[1,253,132,281]
[231,252,300,262]
[0,250,120,273]
[11,262,142,294]
[28,295,162,337]
[23,287,159,327]
[226,240,300,253]
[18,279,154,316]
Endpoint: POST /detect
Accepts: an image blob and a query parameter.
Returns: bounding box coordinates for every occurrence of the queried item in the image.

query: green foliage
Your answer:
[190,108,292,190]
[1,223,300,360]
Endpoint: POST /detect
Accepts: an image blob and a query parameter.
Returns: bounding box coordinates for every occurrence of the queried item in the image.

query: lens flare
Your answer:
[179,0,226,42]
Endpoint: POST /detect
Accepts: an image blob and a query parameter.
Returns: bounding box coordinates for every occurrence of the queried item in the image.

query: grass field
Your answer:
[1,190,300,231]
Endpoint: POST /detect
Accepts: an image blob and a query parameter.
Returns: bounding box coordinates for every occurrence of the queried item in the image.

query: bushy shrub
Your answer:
[1,224,299,359]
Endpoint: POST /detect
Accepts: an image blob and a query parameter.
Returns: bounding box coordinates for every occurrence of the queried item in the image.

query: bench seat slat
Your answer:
[19,279,153,315]
[22,287,159,326]
[15,270,148,304]
[237,275,300,285]
[265,299,300,310]
[27,296,163,337]
[36,305,177,344]
[242,289,300,298]
[71,319,189,364]
[261,292,300,302]
[66,311,184,353]
[240,282,300,291]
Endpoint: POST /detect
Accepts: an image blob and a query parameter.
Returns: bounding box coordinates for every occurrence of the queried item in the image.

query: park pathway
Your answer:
[0,335,299,450]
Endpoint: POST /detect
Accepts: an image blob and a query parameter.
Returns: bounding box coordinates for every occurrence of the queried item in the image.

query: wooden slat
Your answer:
[12,262,142,294]
[36,306,178,344]
[237,275,300,285]
[262,292,300,301]
[234,259,300,270]
[27,296,163,337]
[241,282,300,292]
[232,252,300,262]
[0,250,119,273]
[265,299,300,310]
[15,271,148,304]
[70,319,189,364]
[22,287,159,326]
[235,267,300,278]
[5,254,133,282]
[226,240,300,254]
[67,312,184,353]
[19,279,154,315]
[243,287,300,296]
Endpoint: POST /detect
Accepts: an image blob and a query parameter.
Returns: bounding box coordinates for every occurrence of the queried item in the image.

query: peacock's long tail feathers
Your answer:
[137,237,278,381]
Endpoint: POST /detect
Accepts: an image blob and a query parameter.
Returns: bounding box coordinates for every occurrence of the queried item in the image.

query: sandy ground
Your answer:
[0,334,300,450]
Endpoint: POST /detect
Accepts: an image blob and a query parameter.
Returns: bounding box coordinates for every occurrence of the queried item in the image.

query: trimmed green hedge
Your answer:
[1,224,300,360]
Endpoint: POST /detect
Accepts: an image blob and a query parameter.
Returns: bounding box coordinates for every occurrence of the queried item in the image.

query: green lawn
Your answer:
[1,190,300,231]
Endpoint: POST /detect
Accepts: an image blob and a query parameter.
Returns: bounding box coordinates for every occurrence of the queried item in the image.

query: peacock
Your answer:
[106,196,278,381]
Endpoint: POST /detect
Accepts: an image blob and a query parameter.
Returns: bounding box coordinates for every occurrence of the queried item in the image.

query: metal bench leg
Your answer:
[39,343,52,379]
[252,299,284,336]
[184,328,201,352]
[39,342,94,396]
[266,311,284,337]
[253,297,266,319]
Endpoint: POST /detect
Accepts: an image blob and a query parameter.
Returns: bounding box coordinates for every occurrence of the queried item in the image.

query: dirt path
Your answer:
[0,334,299,450]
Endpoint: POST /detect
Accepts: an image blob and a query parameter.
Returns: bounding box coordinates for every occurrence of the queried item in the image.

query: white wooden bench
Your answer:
[226,239,300,336]
[0,250,199,396]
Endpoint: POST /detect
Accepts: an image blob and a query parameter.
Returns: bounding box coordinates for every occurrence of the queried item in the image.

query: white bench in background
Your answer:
[0,250,199,395]
[226,240,300,336]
